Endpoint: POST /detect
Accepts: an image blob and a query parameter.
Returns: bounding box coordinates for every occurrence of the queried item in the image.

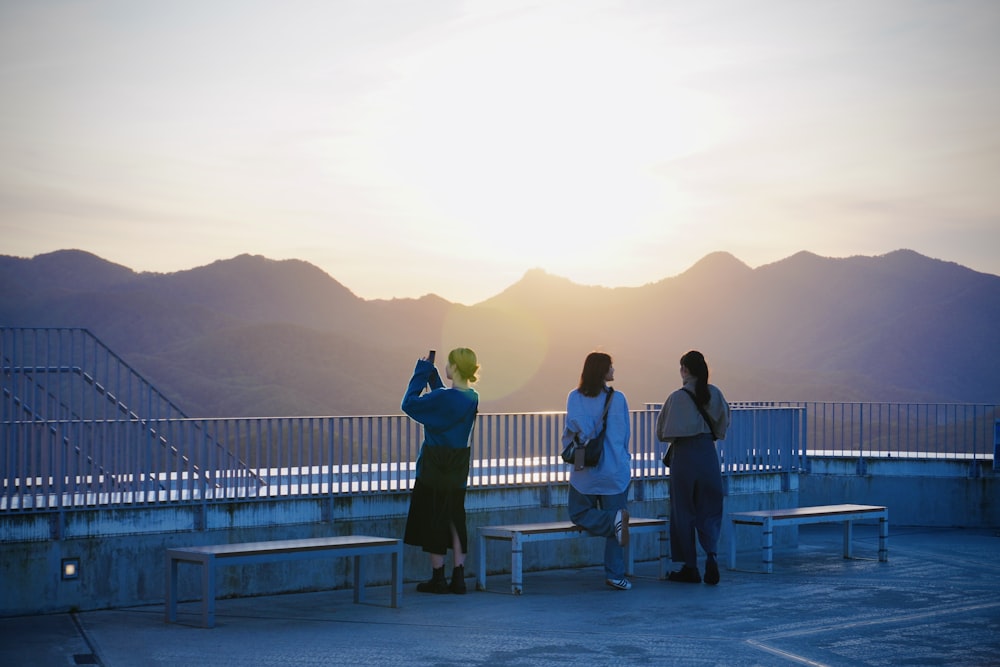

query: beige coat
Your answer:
[655,380,730,444]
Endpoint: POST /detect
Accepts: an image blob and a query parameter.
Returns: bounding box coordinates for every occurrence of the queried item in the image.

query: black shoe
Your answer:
[704,558,720,585]
[416,567,449,594]
[667,566,701,583]
[449,565,467,594]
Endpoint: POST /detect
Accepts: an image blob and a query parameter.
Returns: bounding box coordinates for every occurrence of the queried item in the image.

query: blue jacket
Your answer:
[401,359,479,487]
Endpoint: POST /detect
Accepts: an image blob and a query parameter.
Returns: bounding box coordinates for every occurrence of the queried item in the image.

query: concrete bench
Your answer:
[728,504,888,573]
[476,517,669,594]
[165,535,402,628]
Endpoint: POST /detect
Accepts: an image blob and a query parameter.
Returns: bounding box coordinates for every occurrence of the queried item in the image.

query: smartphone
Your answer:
[428,349,436,363]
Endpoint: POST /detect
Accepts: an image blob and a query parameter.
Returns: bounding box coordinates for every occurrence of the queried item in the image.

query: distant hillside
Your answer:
[2,248,998,416]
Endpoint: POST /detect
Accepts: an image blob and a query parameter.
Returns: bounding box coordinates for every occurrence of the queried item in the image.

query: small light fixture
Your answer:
[61,558,80,580]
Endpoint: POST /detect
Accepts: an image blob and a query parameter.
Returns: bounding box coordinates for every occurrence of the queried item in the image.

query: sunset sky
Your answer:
[1,0,998,304]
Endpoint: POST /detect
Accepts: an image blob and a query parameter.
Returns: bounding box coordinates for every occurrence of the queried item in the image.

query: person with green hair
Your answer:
[402,347,480,594]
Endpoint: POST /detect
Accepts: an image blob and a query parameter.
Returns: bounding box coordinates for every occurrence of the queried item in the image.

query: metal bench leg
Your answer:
[659,526,670,579]
[165,555,178,623]
[511,534,523,595]
[843,520,854,559]
[476,533,488,591]
[728,521,737,571]
[353,554,366,604]
[202,556,216,629]
[762,517,773,574]
[878,513,889,562]
[392,546,402,607]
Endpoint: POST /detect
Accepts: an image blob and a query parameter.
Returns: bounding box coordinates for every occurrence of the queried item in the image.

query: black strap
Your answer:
[577,387,614,443]
[682,388,717,441]
[597,387,614,434]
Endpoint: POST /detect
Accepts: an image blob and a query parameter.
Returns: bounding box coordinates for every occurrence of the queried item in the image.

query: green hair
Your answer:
[448,347,479,383]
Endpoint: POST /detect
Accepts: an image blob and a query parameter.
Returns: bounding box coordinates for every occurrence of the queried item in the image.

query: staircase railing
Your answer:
[1,327,262,504]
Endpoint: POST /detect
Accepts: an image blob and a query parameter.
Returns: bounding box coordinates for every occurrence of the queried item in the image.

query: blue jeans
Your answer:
[568,484,629,580]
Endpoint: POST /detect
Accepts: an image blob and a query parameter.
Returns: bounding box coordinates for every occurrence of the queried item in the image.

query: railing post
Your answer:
[858,403,865,458]
[800,405,810,472]
[993,419,999,472]
[856,403,867,474]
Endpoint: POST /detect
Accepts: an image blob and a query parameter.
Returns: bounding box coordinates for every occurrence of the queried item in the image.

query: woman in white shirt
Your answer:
[562,352,633,590]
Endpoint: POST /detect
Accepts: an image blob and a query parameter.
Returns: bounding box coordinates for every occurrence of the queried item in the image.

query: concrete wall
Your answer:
[4,379,992,617]
[0,473,798,617]
[800,456,1000,527]
[14,457,994,619]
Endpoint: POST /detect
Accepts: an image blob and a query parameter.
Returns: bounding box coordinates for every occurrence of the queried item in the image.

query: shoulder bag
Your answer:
[561,388,615,470]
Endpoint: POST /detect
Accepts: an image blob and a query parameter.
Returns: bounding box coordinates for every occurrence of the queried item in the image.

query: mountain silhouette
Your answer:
[1,248,997,416]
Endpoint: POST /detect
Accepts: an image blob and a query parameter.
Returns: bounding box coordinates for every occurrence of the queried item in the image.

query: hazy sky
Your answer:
[2,1,998,304]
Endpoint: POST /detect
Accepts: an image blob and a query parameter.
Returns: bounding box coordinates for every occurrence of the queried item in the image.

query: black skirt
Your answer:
[403,478,468,555]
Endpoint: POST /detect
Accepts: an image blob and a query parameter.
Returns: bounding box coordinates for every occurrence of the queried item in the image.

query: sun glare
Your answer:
[370,9,729,276]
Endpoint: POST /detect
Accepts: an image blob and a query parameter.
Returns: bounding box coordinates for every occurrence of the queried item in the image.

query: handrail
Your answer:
[5,402,997,513]
[0,405,797,512]
[1,327,263,504]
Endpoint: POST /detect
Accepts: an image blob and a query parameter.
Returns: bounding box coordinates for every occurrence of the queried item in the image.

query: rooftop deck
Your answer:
[4,523,998,667]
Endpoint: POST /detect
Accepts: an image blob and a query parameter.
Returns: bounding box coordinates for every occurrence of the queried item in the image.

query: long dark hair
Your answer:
[578,352,612,398]
[680,350,710,406]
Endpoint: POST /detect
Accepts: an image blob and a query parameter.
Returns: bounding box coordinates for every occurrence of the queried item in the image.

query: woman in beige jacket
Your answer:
[656,350,730,585]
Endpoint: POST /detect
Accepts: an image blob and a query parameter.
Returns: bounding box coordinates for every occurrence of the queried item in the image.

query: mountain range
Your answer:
[2,248,998,417]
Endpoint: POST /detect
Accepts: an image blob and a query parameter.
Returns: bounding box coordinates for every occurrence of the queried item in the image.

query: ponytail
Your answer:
[680,350,711,406]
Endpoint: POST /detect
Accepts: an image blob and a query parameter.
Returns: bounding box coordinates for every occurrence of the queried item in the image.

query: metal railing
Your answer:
[4,328,995,513]
[1,327,188,422]
[738,401,1000,459]
[5,402,997,514]
[0,406,805,512]
[1,327,262,500]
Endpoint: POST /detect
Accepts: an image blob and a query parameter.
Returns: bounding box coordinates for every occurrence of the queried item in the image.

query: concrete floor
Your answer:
[3,524,999,667]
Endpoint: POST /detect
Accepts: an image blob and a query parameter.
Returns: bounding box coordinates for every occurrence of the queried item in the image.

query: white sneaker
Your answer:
[606,577,632,590]
[614,509,630,547]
